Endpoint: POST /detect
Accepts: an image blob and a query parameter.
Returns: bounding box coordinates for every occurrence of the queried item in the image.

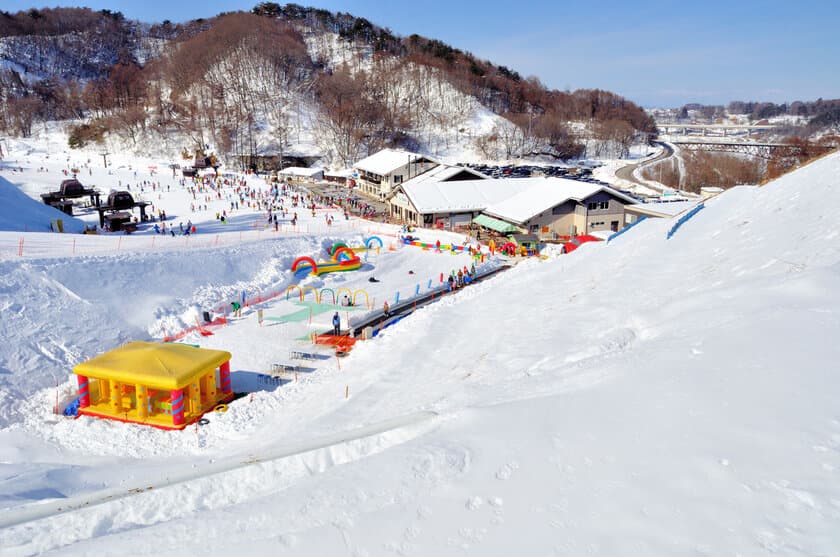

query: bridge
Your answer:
[657,123,778,137]
[670,140,834,160]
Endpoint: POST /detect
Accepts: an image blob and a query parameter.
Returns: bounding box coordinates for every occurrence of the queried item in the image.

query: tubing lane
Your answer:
[350,263,510,337]
[0,410,438,530]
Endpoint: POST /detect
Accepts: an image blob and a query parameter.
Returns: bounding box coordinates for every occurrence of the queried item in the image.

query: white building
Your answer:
[278,166,324,182]
[353,149,437,200]
[482,179,639,238]
[388,176,532,230]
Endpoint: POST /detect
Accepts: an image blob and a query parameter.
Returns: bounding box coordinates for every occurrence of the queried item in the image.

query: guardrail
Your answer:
[666,203,705,240]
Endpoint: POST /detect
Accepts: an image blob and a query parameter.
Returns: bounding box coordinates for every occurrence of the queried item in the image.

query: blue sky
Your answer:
[5,0,839,107]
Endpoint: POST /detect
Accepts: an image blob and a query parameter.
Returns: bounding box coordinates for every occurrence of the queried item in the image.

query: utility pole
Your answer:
[101,152,109,168]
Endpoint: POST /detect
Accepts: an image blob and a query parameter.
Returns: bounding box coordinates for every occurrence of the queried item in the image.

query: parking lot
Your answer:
[462,162,603,181]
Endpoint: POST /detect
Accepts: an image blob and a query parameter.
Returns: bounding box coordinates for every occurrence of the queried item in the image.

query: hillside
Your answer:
[0,5,654,167]
[0,133,838,554]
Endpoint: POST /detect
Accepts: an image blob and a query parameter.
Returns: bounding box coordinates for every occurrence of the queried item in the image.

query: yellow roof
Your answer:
[74,341,231,390]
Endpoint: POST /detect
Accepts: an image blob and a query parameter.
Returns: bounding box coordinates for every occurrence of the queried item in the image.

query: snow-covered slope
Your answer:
[0,174,85,233]
[0,147,838,555]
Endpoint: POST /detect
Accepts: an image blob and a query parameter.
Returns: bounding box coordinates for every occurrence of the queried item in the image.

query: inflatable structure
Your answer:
[73,341,234,430]
[403,238,468,252]
[562,234,602,253]
[291,244,362,276]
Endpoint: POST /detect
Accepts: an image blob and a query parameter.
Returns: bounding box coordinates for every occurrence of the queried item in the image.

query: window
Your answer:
[393,175,403,184]
[587,202,597,211]
[529,224,539,233]
[599,201,609,210]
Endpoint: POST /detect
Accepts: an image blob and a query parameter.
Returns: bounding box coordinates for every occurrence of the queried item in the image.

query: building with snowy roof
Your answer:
[353,149,438,200]
[387,170,531,230]
[277,166,325,182]
[481,178,639,239]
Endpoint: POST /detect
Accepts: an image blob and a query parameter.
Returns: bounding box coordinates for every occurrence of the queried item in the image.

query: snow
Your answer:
[353,148,426,176]
[278,167,324,178]
[399,164,486,186]
[401,176,532,214]
[0,175,85,233]
[631,199,700,217]
[0,129,839,556]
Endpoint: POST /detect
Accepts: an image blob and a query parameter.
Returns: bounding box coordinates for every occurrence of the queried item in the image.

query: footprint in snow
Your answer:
[495,461,519,481]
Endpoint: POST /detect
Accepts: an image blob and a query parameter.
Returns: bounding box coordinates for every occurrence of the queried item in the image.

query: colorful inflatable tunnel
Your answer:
[73,341,234,430]
[332,246,355,262]
[291,256,318,276]
[291,248,361,277]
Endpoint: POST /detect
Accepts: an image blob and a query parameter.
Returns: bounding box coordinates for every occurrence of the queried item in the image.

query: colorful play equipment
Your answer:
[332,245,355,262]
[73,341,234,430]
[319,287,336,305]
[328,242,348,256]
[562,234,602,253]
[336,287,353,303]
[291,244,362,277]
[499,242,517,255]
[402,238,469,253]
[302,285,319,302]
[364,236,383,249]
[352,289,370,308]
[282,286,371,310]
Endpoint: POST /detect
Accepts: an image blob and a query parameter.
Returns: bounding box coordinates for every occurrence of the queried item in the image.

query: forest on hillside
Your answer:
[670,99,840,135]
[0,4,656,165]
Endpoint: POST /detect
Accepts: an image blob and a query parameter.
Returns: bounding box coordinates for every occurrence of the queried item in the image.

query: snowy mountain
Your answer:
[0,7,654,167]
[0,132,837,554]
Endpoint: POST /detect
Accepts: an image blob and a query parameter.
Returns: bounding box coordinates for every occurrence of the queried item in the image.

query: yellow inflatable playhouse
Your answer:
[73,341,234,430]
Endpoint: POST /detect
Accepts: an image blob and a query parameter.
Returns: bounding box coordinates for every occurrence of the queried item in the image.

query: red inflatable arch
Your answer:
[291,256,318,275]
[332,246,356,262]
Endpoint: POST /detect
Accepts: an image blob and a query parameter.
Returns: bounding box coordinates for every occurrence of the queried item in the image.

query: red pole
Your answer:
[171,389,185,426]
[219,361,232,394]
[77,374,91,408]
[18,238,23,257]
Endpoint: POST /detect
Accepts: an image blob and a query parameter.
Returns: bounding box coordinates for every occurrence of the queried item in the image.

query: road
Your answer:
[615,141,674,192]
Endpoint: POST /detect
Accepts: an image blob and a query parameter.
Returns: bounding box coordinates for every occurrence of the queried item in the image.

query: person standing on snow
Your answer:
[332,312,341,335]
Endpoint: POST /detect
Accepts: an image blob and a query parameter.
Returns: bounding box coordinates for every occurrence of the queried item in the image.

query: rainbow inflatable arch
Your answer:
[291,244,362,276]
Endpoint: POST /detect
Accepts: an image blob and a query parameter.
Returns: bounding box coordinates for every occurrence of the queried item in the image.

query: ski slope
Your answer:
[0,136,839,555]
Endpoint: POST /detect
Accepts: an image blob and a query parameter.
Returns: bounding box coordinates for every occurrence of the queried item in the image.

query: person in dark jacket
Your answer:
[332,312,341,335]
